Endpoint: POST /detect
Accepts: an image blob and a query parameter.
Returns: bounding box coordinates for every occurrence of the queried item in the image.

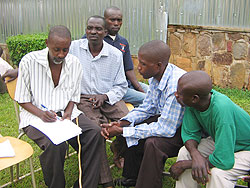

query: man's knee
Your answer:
[144,137,157,151]
[210,168,224,179]
[177,146,190,161]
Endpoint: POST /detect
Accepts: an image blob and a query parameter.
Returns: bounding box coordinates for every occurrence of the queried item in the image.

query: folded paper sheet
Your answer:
[30,119,82,145]
[0,139,15,158]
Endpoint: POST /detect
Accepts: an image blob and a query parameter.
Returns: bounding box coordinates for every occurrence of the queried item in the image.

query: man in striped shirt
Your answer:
[15,25,102,188]
[101,40,186,188]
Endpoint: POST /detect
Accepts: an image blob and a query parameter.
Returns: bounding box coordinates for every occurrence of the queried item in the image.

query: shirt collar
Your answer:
[80,38,109,57]
[36,47,72,73]
[105,33,121,41]
[151,63,172,91]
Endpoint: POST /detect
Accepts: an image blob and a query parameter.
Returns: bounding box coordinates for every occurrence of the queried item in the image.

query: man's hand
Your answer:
[170,161,191,180]
[2,69,18,82]
[62,101,74,120]
[62,111,71,120]
[89,94,108,108]
[184,140,211,184]
[101,122,123,138]
[40,110,57,122]
[191,152,210,184]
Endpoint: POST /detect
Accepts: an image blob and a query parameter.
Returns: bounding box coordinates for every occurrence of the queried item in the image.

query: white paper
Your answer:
[30,119,82,145]
[0,139,15,157]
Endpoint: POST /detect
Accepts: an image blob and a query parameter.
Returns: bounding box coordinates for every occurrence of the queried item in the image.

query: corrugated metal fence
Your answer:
[0,0,249,55]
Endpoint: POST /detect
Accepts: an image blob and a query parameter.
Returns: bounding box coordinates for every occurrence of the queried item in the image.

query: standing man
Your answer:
[170,71,250,188]
[69,16,129,188]
[104,6,148,107]
[101,40,186,188]
[15,25,102,188]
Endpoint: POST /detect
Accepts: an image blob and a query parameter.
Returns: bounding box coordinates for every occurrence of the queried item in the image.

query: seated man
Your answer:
[170,71,250,188]
[0,46,13,93]
[14,25,102,188]
[101,40,186,188]
[70,15,129,188]
[82,7,148,107]
[3,16,128,188]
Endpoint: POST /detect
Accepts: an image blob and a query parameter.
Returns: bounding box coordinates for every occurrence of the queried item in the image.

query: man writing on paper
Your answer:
[15,25,103,188]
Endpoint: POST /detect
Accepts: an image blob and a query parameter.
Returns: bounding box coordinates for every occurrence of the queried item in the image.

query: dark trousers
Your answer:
[24,114,102,188]
[120,115,183,188]
[77,94,129,184]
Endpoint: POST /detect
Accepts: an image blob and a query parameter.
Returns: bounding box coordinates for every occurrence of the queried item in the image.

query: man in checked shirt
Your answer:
[101,40,186,188]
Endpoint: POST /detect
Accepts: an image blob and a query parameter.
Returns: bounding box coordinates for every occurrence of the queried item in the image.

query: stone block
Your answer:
[204,60,212,76]
[227,41,232,52]
[212,65,229,87]
[228,33,243,41]
[212,33,226,51]
[233,42,247,60]
[198,34,211,56]
[212,52,233,65]
[175,57,192,72]
[197,60,205,70]
[230,63,245,89]
[169,34,181,55]
[247,47,250,61]
[183,33,196,57]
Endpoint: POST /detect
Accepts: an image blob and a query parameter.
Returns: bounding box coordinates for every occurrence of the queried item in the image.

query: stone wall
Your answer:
[167,25,250,89]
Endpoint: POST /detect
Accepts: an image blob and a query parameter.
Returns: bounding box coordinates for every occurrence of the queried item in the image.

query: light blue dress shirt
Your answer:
[69,39,128,105]
[122,63,186,147]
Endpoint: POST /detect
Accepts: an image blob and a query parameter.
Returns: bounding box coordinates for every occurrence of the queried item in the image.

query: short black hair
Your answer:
[48,25,71,40]
[86,15,106,28]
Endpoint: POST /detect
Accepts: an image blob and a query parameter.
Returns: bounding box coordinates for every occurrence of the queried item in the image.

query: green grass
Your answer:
[1,87,250,187]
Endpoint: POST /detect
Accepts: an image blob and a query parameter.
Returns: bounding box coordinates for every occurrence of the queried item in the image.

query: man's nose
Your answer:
[58,50,65,58]
[137,65,141,71]
[90,28,97,34]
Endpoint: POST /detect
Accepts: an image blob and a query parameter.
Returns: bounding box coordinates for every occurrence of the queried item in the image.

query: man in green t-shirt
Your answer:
[170,70,250,188]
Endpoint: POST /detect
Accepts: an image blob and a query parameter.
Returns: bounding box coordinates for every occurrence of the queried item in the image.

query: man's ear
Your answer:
[104,29,108,35]
[192,95,200,104]
[157,61,163,68]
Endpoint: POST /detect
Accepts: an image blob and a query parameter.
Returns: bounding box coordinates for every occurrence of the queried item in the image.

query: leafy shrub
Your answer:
[6,33,48,66]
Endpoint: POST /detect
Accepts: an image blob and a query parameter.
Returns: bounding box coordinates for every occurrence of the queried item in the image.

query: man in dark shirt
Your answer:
[103,6,148,107]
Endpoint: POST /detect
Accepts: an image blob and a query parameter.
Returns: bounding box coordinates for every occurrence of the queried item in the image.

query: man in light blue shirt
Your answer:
[101,40,186,188]
[69,15,129,188]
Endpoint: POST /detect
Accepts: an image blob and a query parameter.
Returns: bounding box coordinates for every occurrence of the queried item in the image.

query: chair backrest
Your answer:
[5,77,20,126]
[5,77,17,100]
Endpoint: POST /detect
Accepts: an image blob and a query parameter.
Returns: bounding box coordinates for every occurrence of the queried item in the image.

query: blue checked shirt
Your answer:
[122,63,186,147]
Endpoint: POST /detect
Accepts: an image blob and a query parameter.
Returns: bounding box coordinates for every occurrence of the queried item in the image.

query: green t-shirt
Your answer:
[182,89,250,170]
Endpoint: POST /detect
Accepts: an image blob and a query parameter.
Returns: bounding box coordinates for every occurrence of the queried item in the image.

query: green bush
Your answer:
[6,33,48,66]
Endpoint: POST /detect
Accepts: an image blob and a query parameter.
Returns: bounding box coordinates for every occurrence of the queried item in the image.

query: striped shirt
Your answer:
[69,39,128,105]
[15,48,82,129]
[122,64,186,147]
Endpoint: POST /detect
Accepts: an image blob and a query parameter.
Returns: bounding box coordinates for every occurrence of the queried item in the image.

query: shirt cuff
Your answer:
[123,127,135,137]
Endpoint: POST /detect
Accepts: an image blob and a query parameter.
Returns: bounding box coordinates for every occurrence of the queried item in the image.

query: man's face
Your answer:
[46,35,71,64]
[105,9,123,36]
[86,17,107,46]
[175,81,192,107]
[137,51,159,79]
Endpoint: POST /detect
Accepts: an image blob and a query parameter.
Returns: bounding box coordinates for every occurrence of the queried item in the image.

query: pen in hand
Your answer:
[41,104,62,121]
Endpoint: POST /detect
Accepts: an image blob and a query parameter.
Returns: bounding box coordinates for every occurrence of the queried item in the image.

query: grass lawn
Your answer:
[0,87,250,187]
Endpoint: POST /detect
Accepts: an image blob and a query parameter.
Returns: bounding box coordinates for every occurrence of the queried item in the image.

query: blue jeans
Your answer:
[122,82,149,107]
